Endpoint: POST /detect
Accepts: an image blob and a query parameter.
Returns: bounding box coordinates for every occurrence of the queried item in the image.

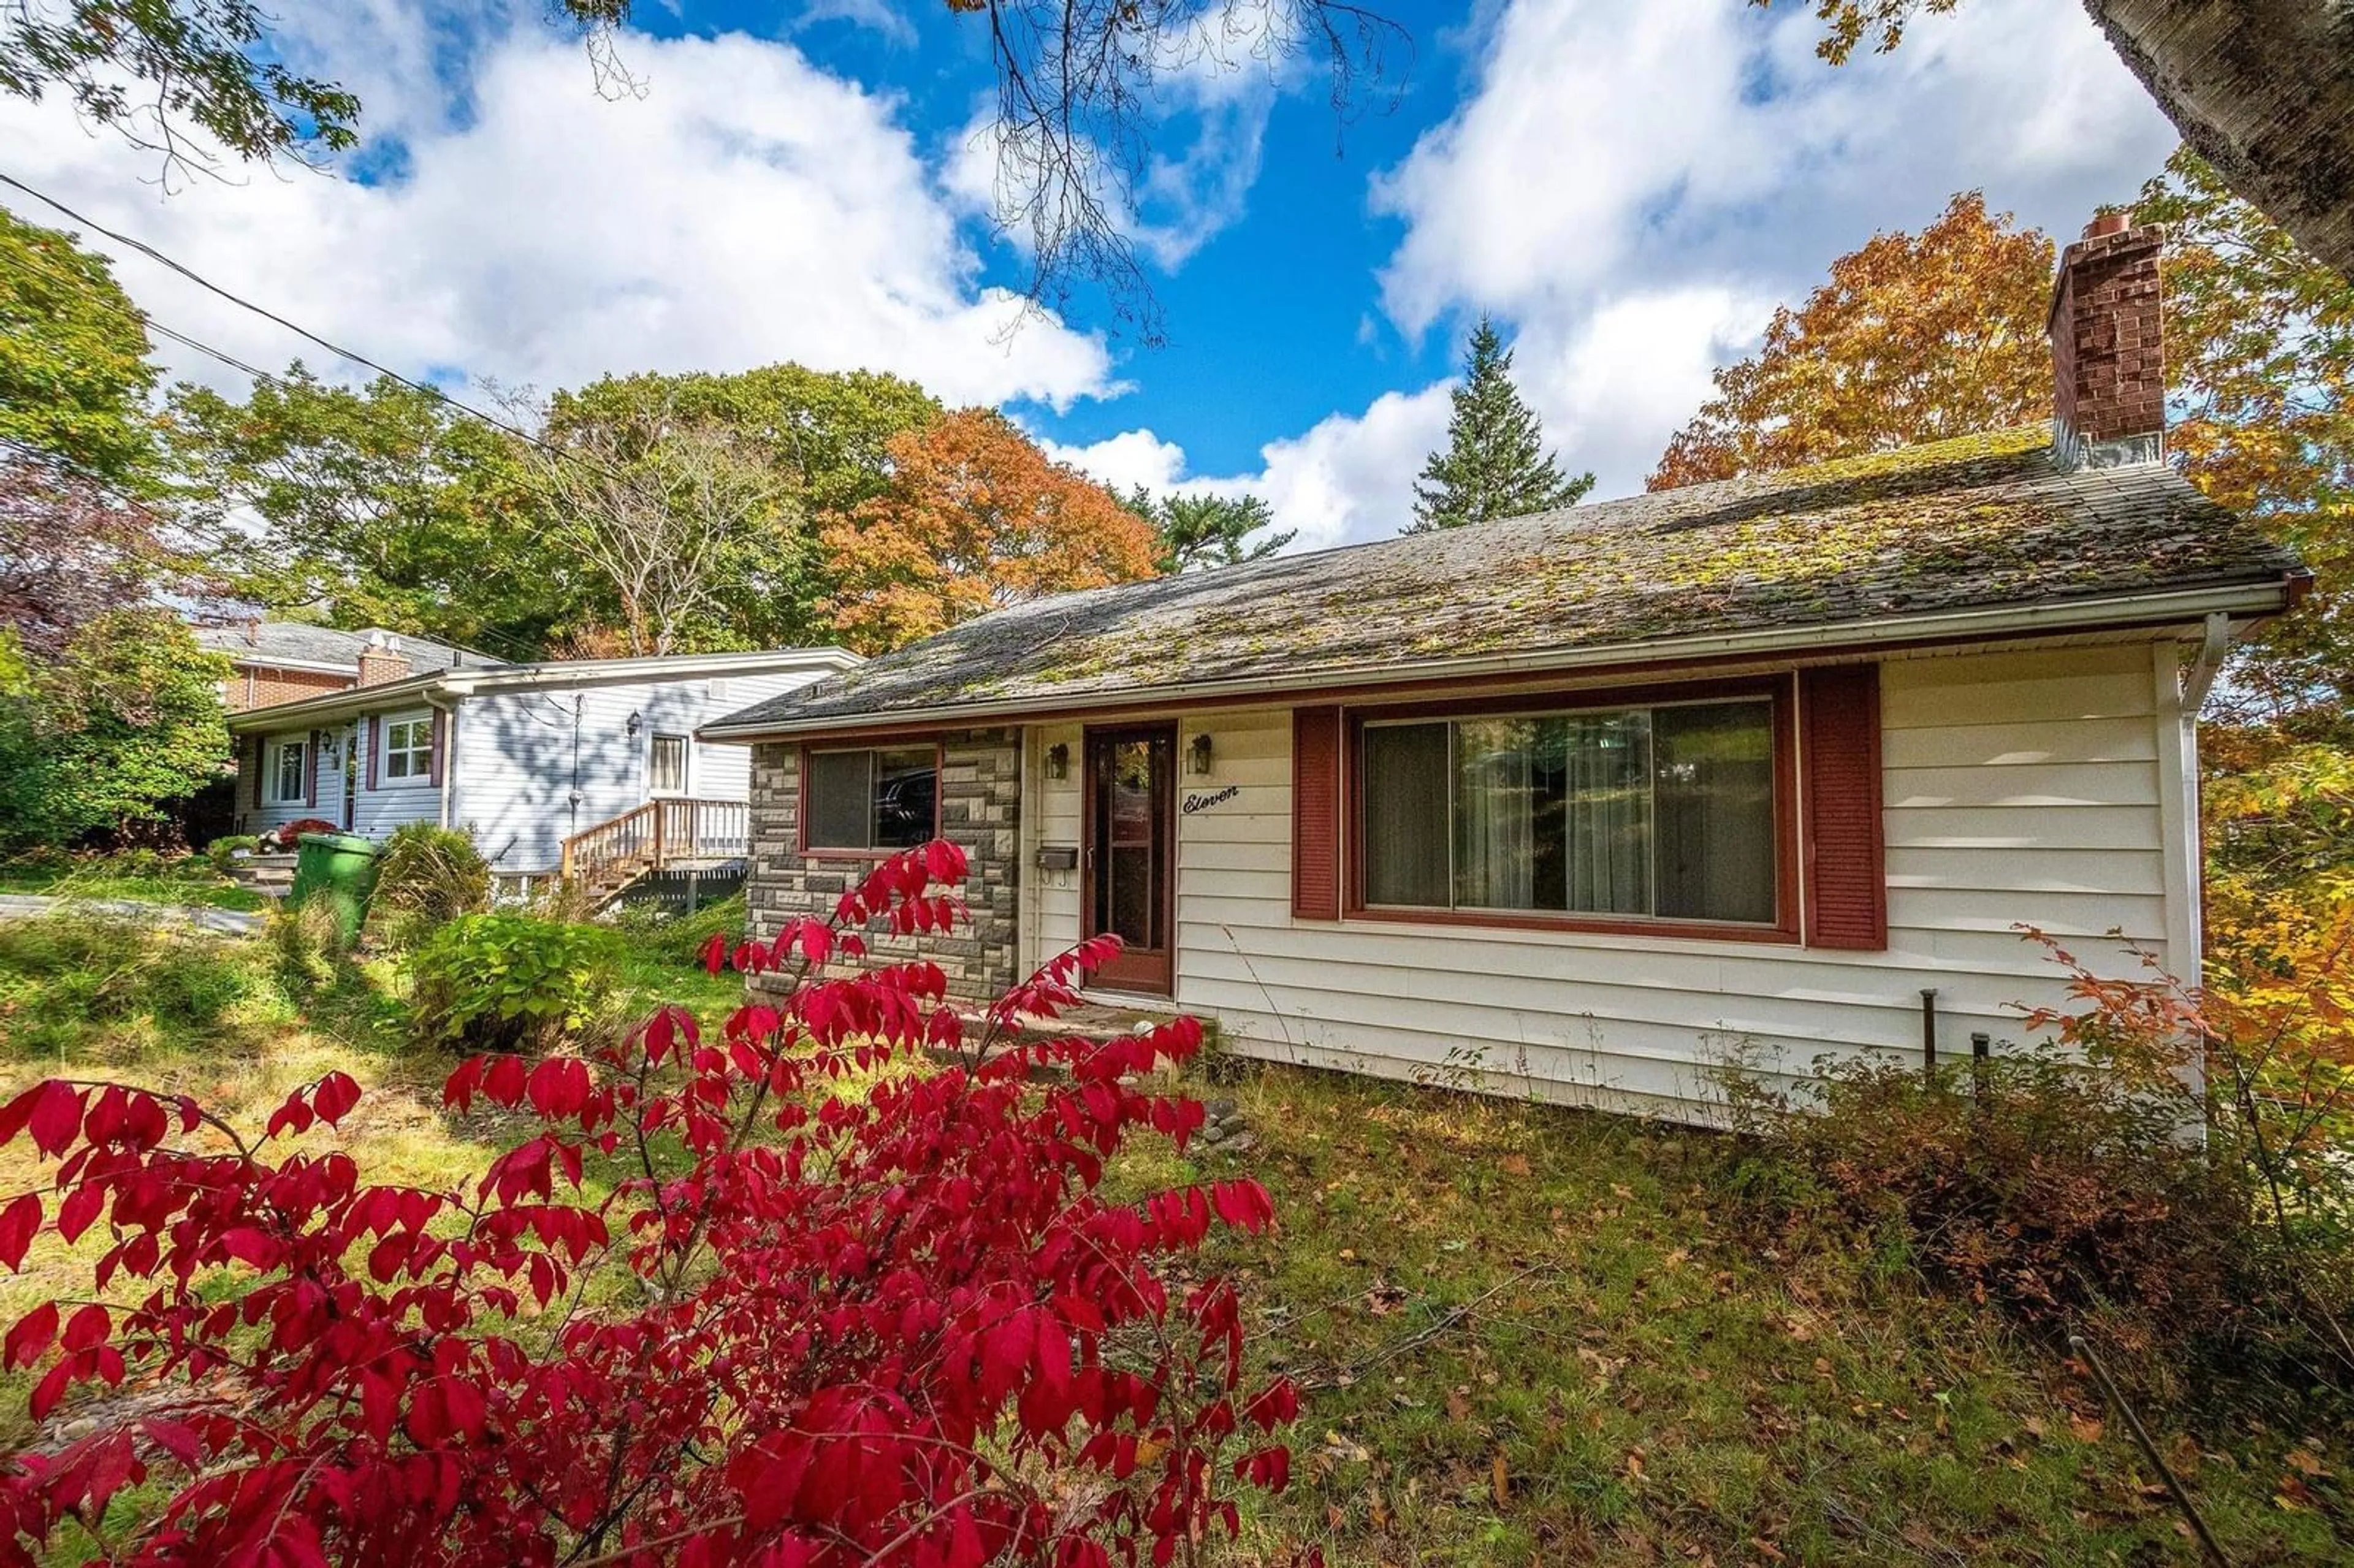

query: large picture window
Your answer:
[1358,698,1778,927]
[384,714,435,782]
[805,746,939,851]
[270,737,307,804]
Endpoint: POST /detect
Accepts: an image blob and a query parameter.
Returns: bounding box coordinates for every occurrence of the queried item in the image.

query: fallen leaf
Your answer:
[1500,1154,1531,1178]
[1447,1388,1472,1424]
[2068,1412,2105,1444]
[1491,1452,1510,1507]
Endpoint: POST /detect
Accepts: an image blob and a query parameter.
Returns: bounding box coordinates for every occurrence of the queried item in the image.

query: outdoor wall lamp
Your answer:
[1187,733,1214,777]
[626,710,643,738]
[1045,742,1070,780]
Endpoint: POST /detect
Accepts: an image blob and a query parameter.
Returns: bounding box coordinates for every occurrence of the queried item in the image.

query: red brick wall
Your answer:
[225,666,354,713]
[2047,220,2165,455]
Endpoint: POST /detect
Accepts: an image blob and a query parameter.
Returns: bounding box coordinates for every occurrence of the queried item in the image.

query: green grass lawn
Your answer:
[0,910,2346,1564]
[1121,1064,2354,1567]
[0,858,264,913]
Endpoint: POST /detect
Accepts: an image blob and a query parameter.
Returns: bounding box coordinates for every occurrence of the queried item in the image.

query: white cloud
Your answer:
[1054,0,2182,546]
[1049,384,1451,552]
[0,20,1119,412]
[1373,0,2174,340]
[792,0,917,48]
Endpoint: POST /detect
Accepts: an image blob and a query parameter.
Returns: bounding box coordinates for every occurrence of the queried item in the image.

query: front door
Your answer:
[1083,725,1176,995]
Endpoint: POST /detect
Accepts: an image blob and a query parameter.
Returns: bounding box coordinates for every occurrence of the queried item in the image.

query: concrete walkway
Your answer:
[0,894,265,937]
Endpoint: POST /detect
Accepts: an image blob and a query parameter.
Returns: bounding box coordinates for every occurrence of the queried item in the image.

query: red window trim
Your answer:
[1339,673,1804,945]
[796,740,947,861]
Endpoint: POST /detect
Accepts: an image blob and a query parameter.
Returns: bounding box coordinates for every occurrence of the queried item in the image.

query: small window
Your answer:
[271,738,307,804]
[650,734,688,794]
[1358,698,1776,927]
[384,714,435,782]
[806,746,939,851]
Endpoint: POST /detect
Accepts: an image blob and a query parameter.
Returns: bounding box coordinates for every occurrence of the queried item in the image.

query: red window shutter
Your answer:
[367,715,381,791]
[429,710,447,788]
[1292,706,1341,921]
[1801,664,1886,950]
[304,731,319,809]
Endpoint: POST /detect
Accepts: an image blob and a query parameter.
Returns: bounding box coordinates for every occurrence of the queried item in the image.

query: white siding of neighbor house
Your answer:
[451,670,831,872]
[237,717,444,842]
[1016,639,2196,1122]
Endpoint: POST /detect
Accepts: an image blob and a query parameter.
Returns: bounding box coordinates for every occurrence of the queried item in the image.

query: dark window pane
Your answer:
[1454,718,1568,911]
[806,750,872,848]
[1655,702,1776,923]
[1362,723,1450,907]
[872,748,937,848]
[1108,845,1152,943]
[1562,711,1651,915]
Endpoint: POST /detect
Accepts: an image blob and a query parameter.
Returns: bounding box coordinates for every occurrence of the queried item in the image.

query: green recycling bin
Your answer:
[289,832,383,946]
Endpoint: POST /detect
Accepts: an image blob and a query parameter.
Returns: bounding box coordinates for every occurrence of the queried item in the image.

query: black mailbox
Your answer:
[1035,843,1078,871]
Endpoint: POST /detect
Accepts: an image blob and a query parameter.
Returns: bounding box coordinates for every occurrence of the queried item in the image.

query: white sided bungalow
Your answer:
[227,644,858,895]
[699,219,2308,1121]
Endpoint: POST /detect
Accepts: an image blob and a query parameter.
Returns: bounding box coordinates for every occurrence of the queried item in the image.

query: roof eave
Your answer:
[697,576,2299,743]
[228,646,867,733]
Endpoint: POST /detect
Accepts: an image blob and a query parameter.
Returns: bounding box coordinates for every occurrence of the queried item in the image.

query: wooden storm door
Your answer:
[1083,724,1177,995]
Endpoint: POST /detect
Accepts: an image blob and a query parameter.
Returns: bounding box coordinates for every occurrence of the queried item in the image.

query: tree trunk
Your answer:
[2086,1,2354,279]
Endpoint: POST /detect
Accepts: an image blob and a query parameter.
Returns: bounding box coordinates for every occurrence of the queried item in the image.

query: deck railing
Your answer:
[559,797,750,888]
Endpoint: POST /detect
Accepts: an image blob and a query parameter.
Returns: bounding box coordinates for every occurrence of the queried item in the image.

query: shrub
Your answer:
[1731,924,2354,1398]
[202,834,259,873]
[408,912,620,1054]
[1731,1048,2238,1341]
[368,824,491,950]
[0,843,1296,1563]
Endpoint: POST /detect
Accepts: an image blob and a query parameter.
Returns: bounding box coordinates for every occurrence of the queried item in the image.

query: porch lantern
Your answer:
[1187,733,1213,777]
[1045,743,1070,780]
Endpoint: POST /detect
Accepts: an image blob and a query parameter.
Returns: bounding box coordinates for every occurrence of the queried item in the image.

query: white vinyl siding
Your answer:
[1021,639,2191,1122]
[449,668,834,872]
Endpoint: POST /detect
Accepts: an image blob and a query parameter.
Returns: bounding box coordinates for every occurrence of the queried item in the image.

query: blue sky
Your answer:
[0,0,2179,546]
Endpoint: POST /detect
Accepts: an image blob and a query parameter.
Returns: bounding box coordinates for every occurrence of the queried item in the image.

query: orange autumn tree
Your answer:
[821,409,1159,653]
[1649,192,2056,490]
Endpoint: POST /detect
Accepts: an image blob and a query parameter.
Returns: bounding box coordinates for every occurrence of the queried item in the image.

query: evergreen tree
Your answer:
[1408,317,1593,533]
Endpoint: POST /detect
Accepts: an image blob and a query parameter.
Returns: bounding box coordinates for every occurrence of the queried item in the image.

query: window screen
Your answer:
[650,734,687,793]
[806,747,939,850]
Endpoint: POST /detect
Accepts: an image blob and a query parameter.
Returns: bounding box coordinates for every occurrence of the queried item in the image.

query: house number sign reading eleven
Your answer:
[1182,785,1240,815]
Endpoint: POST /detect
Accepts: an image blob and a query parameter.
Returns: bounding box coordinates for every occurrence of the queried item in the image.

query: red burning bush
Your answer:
[0,842,1297,1565]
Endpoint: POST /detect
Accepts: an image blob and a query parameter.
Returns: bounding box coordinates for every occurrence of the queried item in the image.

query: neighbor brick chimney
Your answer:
[356,632,411,687]
[2047,213,2165,470]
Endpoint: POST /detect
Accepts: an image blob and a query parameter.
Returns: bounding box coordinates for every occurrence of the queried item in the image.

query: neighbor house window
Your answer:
[1358,697,1778,926]
[650,734,688,794]
[805,747,939,851]
[270,737,307,804]
[383,714,435,782]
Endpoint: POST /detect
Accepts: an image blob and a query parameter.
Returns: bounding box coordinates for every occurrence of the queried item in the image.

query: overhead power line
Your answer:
[0,167,619,479]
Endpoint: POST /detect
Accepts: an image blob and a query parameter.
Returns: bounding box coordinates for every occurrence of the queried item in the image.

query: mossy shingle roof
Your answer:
[714,428,2303,734]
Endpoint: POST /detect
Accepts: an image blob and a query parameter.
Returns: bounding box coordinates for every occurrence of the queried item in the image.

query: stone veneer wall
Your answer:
[745,728,1022,1002]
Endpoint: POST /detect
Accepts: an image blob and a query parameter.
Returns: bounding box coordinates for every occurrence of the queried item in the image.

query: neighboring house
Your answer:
[701,218,2309,1122]
[194,622,493,712]
[227,647,860,886]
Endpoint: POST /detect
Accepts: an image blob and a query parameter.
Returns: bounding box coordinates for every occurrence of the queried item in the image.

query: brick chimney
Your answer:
[356,632,411,687]
[2047,213,2166,470]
